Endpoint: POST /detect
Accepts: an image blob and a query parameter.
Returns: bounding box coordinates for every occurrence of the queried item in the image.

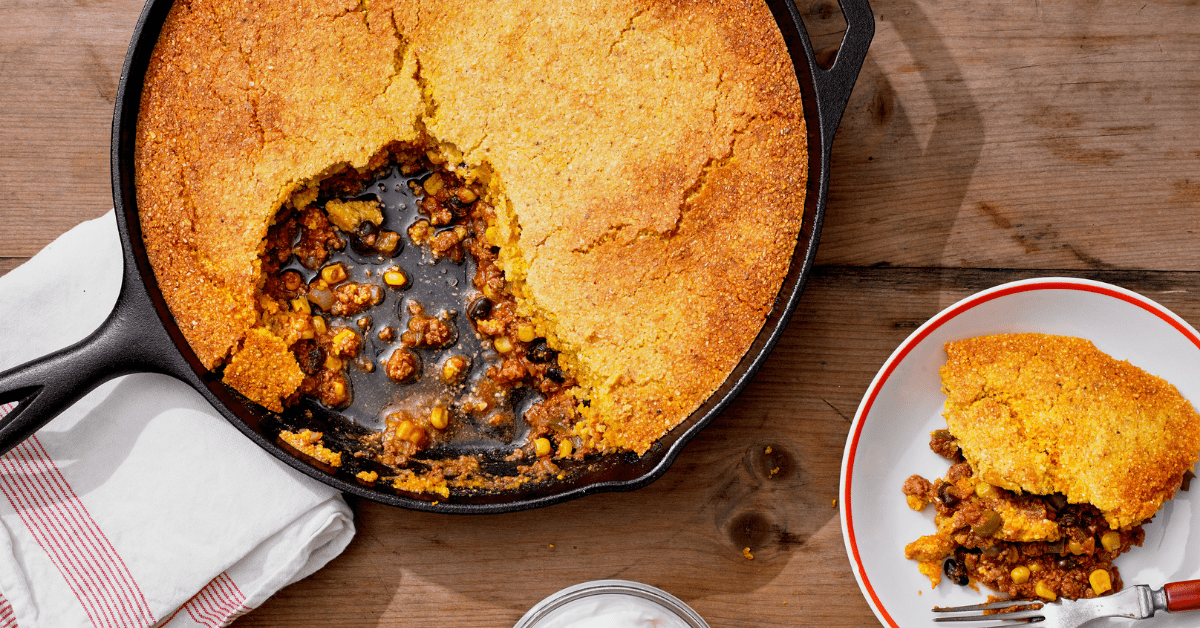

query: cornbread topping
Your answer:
[904,333,1200,600]
[136,0,807,492]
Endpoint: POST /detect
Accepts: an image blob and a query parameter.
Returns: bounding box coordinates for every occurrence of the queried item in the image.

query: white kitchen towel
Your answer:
[0,211,354,628]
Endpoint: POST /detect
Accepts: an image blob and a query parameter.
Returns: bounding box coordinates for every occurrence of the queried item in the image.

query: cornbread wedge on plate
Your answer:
[904,333,1200,600]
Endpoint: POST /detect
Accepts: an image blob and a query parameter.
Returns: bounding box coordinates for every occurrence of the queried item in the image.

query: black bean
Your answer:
[467,297,493,320]
[545,365,565,383]
[1047,493,1068,512]
[943,558,969,586]
[527,339,556,363]
[295,342,325,375]
[1056,556,1077,570]
[445,194,469,217]
[350,220,380,253]
[937,482,960,508]
[1059,512,1079,528]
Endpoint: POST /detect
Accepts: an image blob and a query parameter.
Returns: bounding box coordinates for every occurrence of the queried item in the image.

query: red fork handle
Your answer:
[1165,579,1200,612]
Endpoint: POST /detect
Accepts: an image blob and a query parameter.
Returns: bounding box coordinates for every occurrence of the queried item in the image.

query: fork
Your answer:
[933,579,1200,628]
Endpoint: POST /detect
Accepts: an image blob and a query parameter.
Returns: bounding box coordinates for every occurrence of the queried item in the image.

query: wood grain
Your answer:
[3,0,1200,626]
[0,0,138,263]
[818,0,1200,271]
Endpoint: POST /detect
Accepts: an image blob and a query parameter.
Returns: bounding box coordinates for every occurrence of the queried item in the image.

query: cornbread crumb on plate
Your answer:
[904,333,1200,600]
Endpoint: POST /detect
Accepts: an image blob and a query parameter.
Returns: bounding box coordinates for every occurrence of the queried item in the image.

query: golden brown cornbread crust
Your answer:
[941,333,1200,529]
[137,0,807,452]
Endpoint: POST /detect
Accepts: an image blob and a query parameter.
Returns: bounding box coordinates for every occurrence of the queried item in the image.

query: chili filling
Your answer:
[253,144,584,488]
[903,430,1145,601]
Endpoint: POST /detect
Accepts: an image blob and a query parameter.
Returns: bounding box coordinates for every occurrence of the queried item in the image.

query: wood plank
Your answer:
[0,0,142,261]
[816,1,1200,271]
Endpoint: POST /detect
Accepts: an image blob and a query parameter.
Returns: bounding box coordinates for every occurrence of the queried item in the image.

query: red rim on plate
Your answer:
[839,277,1200,627]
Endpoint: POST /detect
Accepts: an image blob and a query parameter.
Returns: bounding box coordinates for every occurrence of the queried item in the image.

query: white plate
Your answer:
[840,277,1200,627]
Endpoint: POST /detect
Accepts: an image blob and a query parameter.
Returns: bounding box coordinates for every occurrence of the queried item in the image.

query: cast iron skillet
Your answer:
[0,0,873,514]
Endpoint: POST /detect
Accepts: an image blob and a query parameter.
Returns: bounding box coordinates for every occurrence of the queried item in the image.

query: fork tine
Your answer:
[933,609,1046,623]
[935,600,1045,613]
[935,622,1041,628]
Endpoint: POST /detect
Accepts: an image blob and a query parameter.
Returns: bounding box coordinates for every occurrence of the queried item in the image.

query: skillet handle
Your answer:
[811,0,875,147]
[0,275,191,457]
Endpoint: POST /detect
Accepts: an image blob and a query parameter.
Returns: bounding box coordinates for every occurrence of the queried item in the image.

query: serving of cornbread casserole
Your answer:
[135,0,808,492]
[903,333,1200,600]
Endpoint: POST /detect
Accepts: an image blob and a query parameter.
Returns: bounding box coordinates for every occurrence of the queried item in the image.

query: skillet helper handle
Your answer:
[812,0,875,145]
[0,277,188,457]
[1165,579,1200,612]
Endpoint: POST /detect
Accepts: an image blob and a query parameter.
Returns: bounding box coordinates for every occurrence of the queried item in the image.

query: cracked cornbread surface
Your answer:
[941,333,1200,529]
[136,0,807,454]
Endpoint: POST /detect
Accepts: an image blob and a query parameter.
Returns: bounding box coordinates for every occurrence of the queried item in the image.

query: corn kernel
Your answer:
[1100,531,1121,552]
[384,269,409,288]
[1028,563,1044,573]
[441,355,469,383]
[430,406,449,430]
[331,328,360,357]
[324,355,343,371]
[330,380,345,399]
[396,420,427,446]
[485,226,500,246]
[457,187,477,203]
[425,149,446,164]
[291,298,311,314]
[535,437,552,457]
[1089,569,1112,595]
[557,440,573,458]
[423,173,444,195]
[517,324,537,343]
[312,316,327,335]
[1035,581,1056,601]
[975,481,998,499]
[1067,539,1084,555]
[1010,566,1031,584]
[320,263,347,285]
[494,336,514,354]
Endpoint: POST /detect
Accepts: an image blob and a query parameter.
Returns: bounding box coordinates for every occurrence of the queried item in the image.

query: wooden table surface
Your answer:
[3,0,1199,626]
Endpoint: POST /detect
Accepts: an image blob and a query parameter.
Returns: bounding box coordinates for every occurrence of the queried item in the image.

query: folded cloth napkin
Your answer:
[0,211,354,628]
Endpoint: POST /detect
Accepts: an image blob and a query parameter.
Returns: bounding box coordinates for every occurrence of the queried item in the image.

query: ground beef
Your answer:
[385,348,420,383]
[328,282,383,317]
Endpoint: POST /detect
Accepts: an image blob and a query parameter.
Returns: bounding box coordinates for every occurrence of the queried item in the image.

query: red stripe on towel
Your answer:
[184,572,251,627]
[0,592,18,628]
[0,422,155,628]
